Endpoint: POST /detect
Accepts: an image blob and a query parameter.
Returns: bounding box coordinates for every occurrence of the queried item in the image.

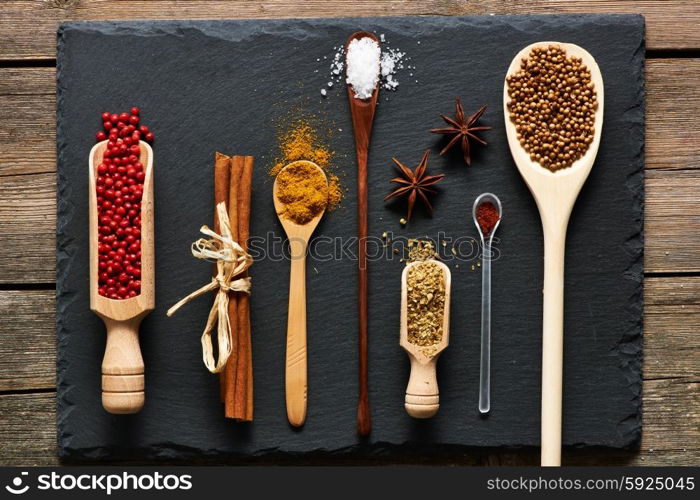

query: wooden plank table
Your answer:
[0,1,698,466]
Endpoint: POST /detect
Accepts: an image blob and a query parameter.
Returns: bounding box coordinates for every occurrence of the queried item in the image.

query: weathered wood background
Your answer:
[0,0,698,466]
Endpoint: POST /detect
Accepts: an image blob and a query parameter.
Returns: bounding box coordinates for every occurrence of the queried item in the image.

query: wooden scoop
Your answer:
[273,160,328,427]
[89,140,154,414]
[503,42,604,465]
[345,30,380,436]
[400,260,451,418]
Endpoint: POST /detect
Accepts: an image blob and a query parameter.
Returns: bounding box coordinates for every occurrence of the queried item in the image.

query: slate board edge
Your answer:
[613,18,645,450]
[56,22,75,459]
[55,14,645,461]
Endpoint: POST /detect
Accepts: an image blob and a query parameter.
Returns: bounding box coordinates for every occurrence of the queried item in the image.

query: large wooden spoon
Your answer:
[273,160,328,427]
[345,30,380,437]
[89,140,154,414]
[503,42,604,466]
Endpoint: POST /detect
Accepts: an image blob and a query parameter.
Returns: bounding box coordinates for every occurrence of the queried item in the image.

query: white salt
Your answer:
[380,48,405,90]
[346,37,381,99]
[380,52,396,77]
[318,35,412,97]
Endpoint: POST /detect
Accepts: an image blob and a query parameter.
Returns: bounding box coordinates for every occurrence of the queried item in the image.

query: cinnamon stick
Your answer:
[233,156,254,421]
[214,153,231,402]
[223,156,244,419]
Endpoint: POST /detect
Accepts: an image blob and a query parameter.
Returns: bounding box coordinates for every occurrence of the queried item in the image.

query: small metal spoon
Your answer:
[473,193,502,414]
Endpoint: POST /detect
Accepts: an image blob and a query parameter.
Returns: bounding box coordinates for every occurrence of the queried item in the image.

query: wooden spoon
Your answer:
[400,260,451,418]
[89,140,154,414]
[273,160,328,427]
[345,30,380,436]
[503,42,604,466]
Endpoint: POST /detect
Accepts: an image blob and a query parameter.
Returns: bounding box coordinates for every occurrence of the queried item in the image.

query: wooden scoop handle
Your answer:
[405,355,440,418]
[285,238,308,427]
[101,317,145,414]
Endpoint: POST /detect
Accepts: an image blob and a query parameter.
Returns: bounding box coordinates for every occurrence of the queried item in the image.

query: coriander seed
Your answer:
[506,44,598,172]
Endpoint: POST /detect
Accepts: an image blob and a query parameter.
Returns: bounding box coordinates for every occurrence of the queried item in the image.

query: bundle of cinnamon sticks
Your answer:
[214,152,254,421]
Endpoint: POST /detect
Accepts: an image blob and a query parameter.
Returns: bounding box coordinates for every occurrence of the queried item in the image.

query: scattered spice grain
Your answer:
[407,238,439,263]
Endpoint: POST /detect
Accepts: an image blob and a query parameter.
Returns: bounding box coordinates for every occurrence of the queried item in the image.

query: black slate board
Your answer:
[56,15,644,460]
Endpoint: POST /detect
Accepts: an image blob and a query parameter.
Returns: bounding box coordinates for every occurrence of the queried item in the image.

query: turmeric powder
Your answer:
[270,117,343,213]
[276,161,328,225]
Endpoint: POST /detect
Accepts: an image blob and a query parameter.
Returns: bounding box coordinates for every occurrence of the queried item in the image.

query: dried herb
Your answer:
[384,149,445,221]
[431,98,490,166]
[406,261,445,347]
[406,238,438,263]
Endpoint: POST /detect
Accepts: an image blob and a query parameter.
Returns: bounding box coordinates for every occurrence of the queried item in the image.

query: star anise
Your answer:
[384,149,445,221]
[431,98,490,166]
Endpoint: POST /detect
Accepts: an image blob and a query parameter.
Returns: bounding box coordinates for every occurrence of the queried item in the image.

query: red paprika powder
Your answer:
[476,201,500,236]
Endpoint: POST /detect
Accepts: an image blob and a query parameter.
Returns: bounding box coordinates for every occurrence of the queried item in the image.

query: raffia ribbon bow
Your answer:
[167,202,252,373]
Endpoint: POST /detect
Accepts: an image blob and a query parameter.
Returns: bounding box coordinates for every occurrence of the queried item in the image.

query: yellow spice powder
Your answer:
[276,161,329,225]
[270,118,342,212]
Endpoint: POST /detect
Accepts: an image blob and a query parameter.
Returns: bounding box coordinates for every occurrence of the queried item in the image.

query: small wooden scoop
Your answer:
[400,260,451,418]
[273,160,328,427]
[89,140,154,414]
[503,42,604,465]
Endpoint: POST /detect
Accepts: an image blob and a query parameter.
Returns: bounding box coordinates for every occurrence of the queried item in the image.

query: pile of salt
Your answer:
[346,37,381,100]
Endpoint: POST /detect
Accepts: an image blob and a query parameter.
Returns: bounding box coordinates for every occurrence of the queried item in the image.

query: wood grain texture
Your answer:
[645,170,700,273]
[1,379,696,466]
[0,171,56,283]
[1,0,700,59]
[1,60,698,273]
[0,291,56,391]
[1,277,697,464]
[0,393,59,466]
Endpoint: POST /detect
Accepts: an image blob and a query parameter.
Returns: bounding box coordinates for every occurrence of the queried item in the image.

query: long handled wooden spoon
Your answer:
[345,30,380,436]
[273,160,328,427]
[89,140,154,414]
[400,260,451,418]
[503,42,604,466]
